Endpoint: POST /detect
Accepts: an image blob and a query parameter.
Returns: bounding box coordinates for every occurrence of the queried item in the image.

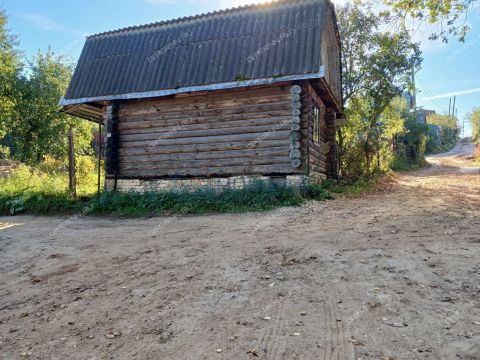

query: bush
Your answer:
[76,155,95,180]
[391,143,409,170]
[76,156,100,195]
[38,155,65,174]
[0,174,335,217]
[322,175,381,196]
[0,163,102,215]
[85,181,334,217]
[0,145,10,159]
[0,164,76,215]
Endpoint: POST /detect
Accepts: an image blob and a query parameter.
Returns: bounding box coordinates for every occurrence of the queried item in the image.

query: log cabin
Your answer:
[60,0,344,192]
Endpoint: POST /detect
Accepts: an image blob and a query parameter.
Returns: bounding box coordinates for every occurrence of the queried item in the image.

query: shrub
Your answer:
[75,156,100,195]
[38,155,65,174]
[0,173,336,217]
[0,145,10,159]
[85,181,334,217]
[0,164,88,215]
[76,155,95,180]
[391,143,409,170]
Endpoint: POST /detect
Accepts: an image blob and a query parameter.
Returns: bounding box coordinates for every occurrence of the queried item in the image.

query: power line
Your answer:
[416,76,446,111]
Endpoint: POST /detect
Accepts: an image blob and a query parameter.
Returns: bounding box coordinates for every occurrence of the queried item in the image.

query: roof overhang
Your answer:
[309,76,342,114]
[61,103,104,123]
[59,67,325,108]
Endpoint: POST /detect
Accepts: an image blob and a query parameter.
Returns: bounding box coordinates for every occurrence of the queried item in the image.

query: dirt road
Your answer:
[1,142,479,360]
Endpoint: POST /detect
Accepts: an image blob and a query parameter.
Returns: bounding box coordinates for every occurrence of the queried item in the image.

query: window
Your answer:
[313,105,320,143]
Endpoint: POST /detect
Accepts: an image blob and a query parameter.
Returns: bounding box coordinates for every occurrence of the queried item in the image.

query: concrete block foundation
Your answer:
[105,175,309,192]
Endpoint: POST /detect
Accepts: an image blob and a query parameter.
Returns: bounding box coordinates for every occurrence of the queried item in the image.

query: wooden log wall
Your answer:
[303,82,335,176]
[289,84,303,169]
[325,110,337,177]
[115,86,305,178]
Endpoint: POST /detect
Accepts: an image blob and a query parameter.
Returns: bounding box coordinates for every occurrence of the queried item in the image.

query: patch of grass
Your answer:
[86,181,334,217]
[0,164,97,215]
[321,175,384,197]
[0,169,334,217]
[391,161,424,172]
[474,146,480,165]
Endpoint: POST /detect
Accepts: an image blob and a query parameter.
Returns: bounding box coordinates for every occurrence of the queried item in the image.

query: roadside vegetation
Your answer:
[0,158,100,215]
[336,2,427,178]
[425,114,460,154]
[467,108,480,164]
[0,171,333,216]
[468,107,480,145]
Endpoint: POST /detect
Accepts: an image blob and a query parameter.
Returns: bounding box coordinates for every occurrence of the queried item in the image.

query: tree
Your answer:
[339,2,422,105]
[385,0,476,42]
[391,99,428,168]
[466,108,480,144]
[427,113,460,150]
[9,49,93,164]
[427,113,459,128]
[337,1,422,175]
[0,8,22,158]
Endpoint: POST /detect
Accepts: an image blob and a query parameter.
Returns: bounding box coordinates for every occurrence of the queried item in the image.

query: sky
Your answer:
[2,0,479,136]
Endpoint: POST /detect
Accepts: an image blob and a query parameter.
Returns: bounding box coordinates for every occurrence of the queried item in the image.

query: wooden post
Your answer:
[105,103,120,192]
[452,96,456,121]
[68,127,77,198]
[97,119,102,196]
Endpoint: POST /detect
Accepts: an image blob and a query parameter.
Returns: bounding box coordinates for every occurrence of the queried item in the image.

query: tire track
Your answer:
[256,298,287,360]
[296,264,355,360]
[322,297,354,360]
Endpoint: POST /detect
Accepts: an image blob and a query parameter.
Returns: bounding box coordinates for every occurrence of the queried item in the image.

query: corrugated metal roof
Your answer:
[64,0,331,102]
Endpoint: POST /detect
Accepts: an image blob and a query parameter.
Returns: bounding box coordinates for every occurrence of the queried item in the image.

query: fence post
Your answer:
[68,127,77,198]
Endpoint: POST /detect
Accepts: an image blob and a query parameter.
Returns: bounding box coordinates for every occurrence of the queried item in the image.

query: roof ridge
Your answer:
[87,0,319,39]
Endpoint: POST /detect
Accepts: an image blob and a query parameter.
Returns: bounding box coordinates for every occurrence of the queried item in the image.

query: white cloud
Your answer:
[22,13,60,31]
[420,87,480,102]
[20,13,85,36]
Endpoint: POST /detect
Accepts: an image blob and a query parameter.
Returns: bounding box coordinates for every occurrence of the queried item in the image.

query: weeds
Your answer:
[322,175,382,196]
[81,181,333,217]
[0,168,334,216]
[0,164,94,215]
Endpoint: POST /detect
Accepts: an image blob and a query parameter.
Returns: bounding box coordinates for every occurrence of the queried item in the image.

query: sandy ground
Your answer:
[1,141,479,360]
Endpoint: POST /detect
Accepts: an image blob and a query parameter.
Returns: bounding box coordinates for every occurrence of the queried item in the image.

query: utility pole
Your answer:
[452,96,456,120]
[411,64,417,113]
[448,97,452,116]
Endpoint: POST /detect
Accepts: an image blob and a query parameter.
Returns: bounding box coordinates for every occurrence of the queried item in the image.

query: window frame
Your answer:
[312,104,321,144]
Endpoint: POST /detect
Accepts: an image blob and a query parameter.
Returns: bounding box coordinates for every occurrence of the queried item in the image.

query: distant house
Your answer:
[60,0,344,192]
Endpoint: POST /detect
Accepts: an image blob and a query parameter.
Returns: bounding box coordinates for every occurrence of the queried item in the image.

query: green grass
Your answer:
[86,182,333,217]
[0,164,100,215]
[0,165,334,216]
[321,176,382,197]
[391,160,425,172]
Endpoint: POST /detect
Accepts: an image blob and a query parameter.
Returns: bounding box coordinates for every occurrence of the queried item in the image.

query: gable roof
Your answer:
[61,0,335,106]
